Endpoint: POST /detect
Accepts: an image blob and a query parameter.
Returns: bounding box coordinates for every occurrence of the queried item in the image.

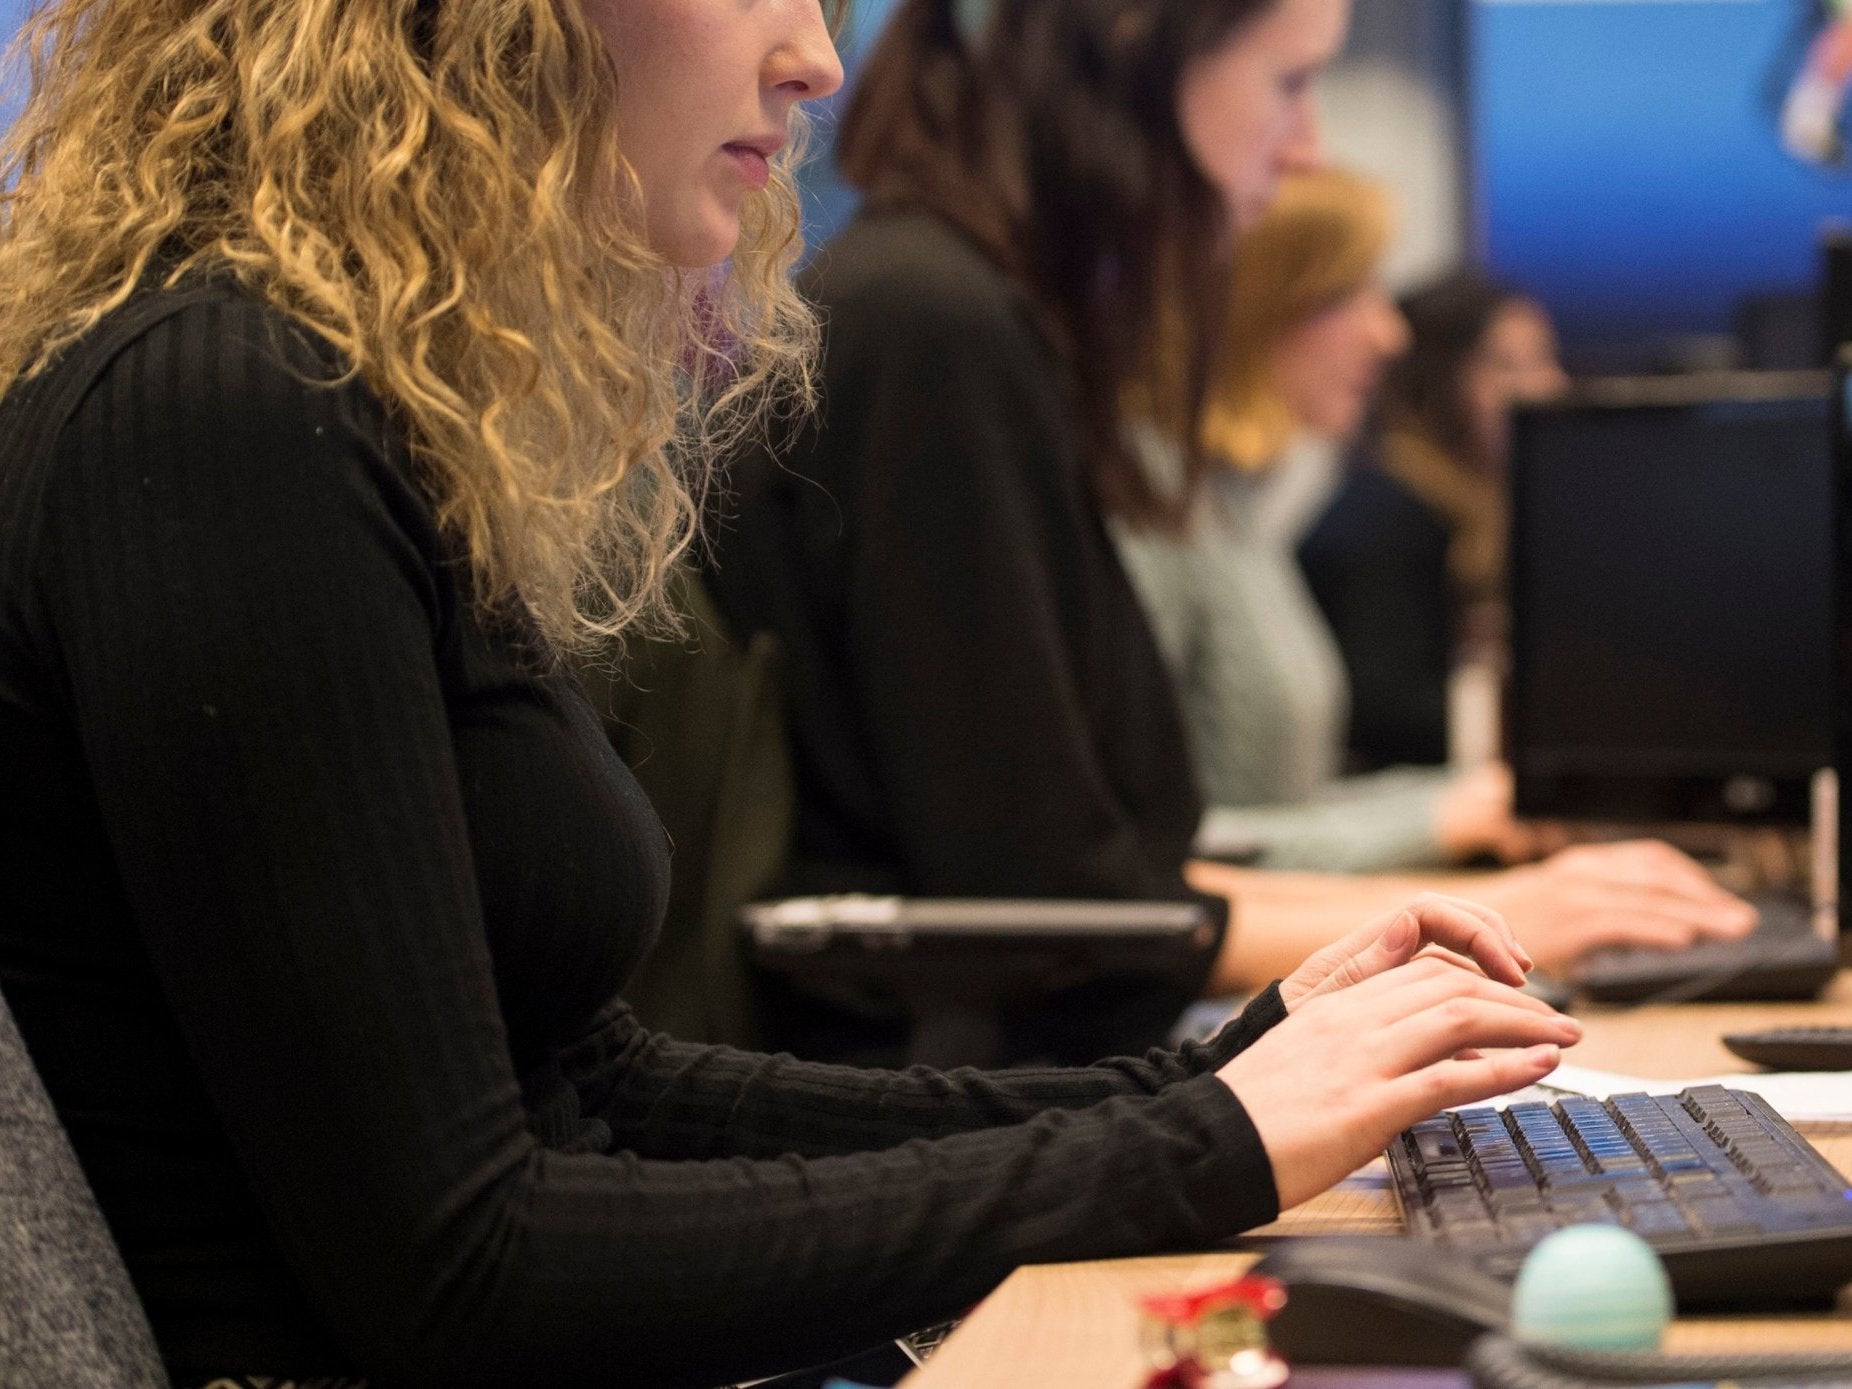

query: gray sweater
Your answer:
[1114,434,1449,872]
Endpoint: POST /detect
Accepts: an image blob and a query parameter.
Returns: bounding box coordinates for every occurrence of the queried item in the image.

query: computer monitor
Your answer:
[1824,231,1852,365]
[1508,373,1834,826]
[1836,346,1851,924]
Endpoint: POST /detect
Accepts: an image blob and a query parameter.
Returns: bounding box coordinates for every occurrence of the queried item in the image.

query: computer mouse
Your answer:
[1252,1236,1511,1366]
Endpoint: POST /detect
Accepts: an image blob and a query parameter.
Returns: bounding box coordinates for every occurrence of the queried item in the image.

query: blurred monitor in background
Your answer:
[1835,346,1851,919]
[1507,375,1834,826]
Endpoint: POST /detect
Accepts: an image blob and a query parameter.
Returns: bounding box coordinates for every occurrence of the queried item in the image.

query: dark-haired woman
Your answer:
[1300,272,1570,771]
[0,0,1579,1385]
[710,0,1751,1032]
[710,0,1345,1061]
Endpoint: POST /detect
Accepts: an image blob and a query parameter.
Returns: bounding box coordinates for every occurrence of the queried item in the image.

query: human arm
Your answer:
[574,891,1549,1203]
[1113,471,1455,873]
[561,984,1289,1162]
[1199,763,1566,872]
[1195,838,1757,992]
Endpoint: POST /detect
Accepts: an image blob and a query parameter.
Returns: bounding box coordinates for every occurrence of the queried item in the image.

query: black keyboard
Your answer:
[1573,895,1837,1004]
[1387,1086,1852,1308]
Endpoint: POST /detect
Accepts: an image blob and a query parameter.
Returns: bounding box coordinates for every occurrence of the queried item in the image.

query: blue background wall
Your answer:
[1472,0,1850,360]
[0,0,33,133]
[13,0,1834,365]
[796,0,902,255]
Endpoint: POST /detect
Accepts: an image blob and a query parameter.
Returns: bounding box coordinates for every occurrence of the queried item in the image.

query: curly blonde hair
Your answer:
[0,0,819,652]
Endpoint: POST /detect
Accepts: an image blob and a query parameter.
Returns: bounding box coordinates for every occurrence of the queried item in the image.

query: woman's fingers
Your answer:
[1350,896,1530,988]
[1307,955,1570,1034]
[1373,991,1581,1076]
[1554,879,1756,950]
[1551,842,1758,936]
[1281,908,1411,1006]
[1290,894,1531,1007]
[1390,1045,1565,1118]
[1405,891,1532,980]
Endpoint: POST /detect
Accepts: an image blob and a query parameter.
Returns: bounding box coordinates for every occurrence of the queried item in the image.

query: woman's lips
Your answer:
[723,144,771,190]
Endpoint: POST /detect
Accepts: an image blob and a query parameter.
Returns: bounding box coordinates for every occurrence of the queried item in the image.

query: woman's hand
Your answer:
[1219,956,1581,1210]
[1280,891,1532,1010]
[1476,840,1757,975]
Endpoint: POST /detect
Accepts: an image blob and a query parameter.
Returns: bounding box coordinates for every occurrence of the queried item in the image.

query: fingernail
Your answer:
[1385,912,1415,954]
[1528,1044,1561,1065]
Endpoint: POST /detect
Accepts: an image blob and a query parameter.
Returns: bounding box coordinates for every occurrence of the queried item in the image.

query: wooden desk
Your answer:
[905,975,1852,1387]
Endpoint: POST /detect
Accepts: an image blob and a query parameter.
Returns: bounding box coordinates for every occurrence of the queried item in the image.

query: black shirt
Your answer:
[710,210,1205,907]
[0,281,1283,1388]
[708,210,1219,1063]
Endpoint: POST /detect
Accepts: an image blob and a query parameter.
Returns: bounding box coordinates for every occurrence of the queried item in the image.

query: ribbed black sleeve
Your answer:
[0,285,1285,1389]
[560,987,1286,1162]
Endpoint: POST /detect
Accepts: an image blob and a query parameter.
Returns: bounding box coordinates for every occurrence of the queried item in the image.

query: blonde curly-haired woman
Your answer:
[0,1,1573,1385]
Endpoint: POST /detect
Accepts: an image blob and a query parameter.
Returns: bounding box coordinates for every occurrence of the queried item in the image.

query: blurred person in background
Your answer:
[1116,167,1528,873]
[1113,171,1739,972]
[1300,271,1569,772]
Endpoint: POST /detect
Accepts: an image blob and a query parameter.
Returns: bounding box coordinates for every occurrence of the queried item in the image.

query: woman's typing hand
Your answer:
[1476,839,1758,974]
[1220,940,1579,1211]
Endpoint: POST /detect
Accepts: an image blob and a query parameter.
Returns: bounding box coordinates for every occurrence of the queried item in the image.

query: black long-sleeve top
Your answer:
[1299,461,1454,770]
[0,281,1285,1388]
[708,210,1205,908]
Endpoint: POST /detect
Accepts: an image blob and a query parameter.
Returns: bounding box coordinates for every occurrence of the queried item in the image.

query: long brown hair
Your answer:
[837,0,1280,527]
[1384,271,1532,475]
[0,0,820,653]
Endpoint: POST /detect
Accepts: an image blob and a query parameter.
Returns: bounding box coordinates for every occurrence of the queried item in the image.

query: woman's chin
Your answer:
[650,205,745,271]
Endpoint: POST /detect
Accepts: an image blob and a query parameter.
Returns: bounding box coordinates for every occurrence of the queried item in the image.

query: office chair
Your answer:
[0,985,170,1389]
[578,566,789,1050]
[576,565,1219,1069]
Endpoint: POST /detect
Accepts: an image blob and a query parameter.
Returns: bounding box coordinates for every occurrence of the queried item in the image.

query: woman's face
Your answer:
[1176,0,1351,232]
[581,0,843,267]
[1461,300,1570,468]
[1271,283,1410,443]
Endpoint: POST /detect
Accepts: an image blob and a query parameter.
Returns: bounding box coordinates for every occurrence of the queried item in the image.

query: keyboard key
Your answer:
[1681,1195,1760,1237]
[1413,1127,1465,1167]
[1622,1202,1692,1238]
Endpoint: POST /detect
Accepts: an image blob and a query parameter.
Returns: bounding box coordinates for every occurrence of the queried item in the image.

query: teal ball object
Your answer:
[1510,1226,1674,1350]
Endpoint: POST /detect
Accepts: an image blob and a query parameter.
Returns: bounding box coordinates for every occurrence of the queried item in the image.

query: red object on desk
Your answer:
[1140,1275,1289,1389]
